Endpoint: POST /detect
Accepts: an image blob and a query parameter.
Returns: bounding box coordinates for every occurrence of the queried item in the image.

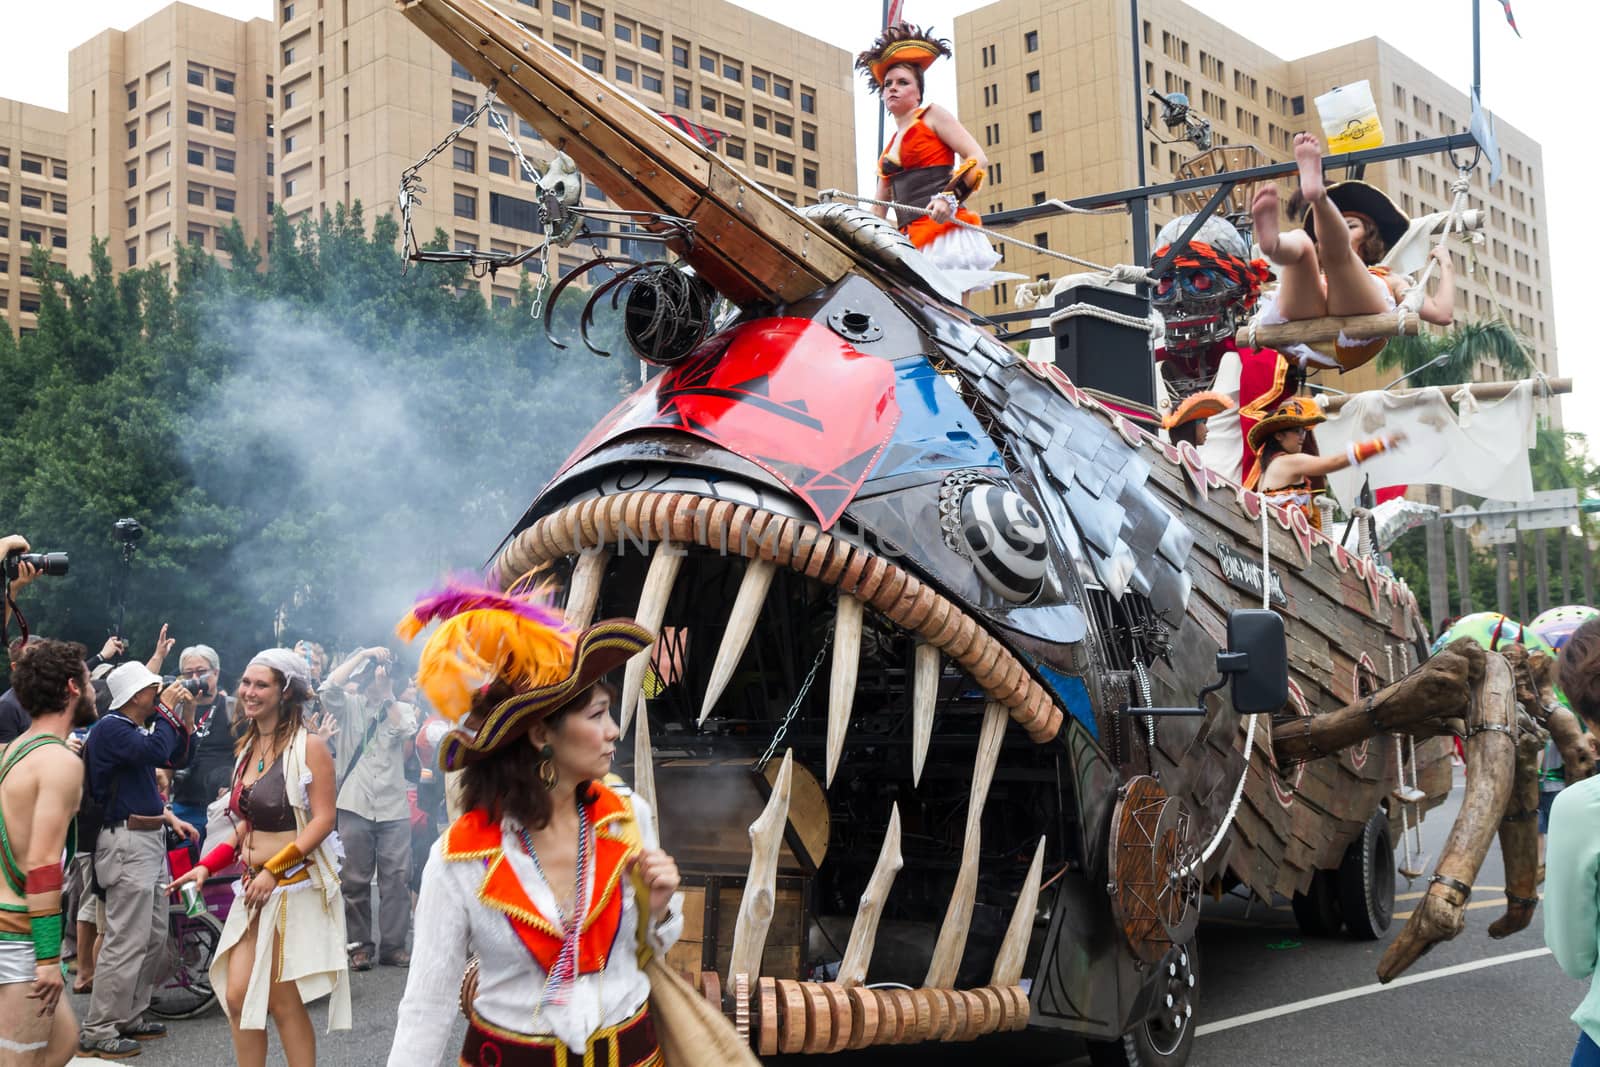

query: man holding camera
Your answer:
[167,645,231,846]
[0,639,96,1067]
[320,647,417,972]
[77,663,195,1060]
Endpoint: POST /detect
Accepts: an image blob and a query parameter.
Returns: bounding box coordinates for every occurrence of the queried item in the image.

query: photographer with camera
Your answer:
[167,645,231,847]
[77,664,196,1060]
[1,536,68,642]
[320,647,417,972]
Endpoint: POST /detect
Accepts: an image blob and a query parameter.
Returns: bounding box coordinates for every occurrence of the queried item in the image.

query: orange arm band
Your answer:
[1346,437,1391,465]
[263,843,306,878]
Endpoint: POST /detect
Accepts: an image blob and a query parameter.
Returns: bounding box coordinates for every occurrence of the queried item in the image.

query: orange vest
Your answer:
[441,780,639,975]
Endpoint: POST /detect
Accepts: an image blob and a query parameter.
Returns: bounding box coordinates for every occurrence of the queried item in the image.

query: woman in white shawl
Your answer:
[169,648,350,1065]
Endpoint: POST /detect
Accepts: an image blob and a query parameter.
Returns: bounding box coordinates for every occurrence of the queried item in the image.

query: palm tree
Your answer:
[1376,320,1534,628]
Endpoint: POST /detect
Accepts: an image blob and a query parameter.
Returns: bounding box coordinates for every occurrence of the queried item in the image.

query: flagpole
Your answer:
[1472,0,1481,100]
[877,0,890,160]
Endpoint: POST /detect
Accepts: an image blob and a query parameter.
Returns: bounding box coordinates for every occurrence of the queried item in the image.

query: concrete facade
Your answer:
[0,100,69,336]
[954,0,1559,403]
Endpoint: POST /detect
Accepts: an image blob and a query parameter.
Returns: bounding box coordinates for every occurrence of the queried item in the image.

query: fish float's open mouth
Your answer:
[492,488,1065,750]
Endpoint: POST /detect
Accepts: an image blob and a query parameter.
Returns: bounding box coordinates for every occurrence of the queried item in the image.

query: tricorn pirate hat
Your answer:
[1246,396,1326,452]
[856,23,952,90]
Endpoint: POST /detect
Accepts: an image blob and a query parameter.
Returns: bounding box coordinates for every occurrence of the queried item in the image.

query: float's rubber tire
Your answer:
[1338,808,1396,940]
[1290,869,1343,937]
[1085,941,1198,1067]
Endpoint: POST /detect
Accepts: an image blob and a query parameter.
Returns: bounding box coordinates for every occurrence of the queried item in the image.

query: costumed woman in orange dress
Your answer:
[1251,133,1455,374]
[858,24,1008,294]
[1245,397,1406,531]
[385,583,682,1067]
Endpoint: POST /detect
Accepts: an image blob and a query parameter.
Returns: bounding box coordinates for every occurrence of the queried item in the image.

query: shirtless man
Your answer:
[0,639,96,1066]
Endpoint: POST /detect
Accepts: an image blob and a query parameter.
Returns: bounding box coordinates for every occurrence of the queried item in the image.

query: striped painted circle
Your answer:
[1270,679,1312,808]
[1348,653,1378,770]
[960,484,1049,604]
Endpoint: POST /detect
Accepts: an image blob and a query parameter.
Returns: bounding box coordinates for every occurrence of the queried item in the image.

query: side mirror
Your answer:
[1215,609,1287,715]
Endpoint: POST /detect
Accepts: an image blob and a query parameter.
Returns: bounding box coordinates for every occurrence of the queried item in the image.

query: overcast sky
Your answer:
[5,1,1587,446]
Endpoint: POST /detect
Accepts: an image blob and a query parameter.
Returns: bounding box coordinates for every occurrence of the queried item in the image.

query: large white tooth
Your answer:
[727,748,793,987]
[826,594,864,788]
[632,696,656,813]
[619,543,684,734]
[925,700,1008,988]
[699,559,776,725]
[838,802,903,988]
[565,549,609,629]
[990,835,1046,987]
[911,643,940,787]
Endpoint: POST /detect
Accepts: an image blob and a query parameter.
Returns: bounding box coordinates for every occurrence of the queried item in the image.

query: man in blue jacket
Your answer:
[77,663,195,1060]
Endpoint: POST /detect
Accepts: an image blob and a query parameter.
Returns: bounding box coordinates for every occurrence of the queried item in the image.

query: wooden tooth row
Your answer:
[738,977,1029,1054]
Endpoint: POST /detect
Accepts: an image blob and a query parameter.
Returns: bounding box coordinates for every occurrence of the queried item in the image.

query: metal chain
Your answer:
[398,90,501,271]
[483,105,556,317]
[757,630,833,771]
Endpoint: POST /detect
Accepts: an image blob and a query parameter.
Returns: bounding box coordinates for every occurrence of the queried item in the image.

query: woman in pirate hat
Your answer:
[858,23,1008,293]
[1251,132,1456,373]
[385,582,681,1067]
[1245,396,1406,530]
[1162,390,1234,452]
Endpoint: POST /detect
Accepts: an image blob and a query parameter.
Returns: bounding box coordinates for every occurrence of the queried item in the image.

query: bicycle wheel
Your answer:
[149,905,223,1019]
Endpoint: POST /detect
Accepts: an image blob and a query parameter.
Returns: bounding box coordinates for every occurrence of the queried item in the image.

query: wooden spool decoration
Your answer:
[757,977,780,1056]
[733,972,751,1046]
[915,988,946,1043]
[776,979,807,1054]
[874,988,904,1044]
[960,990,987,1041]
[821,983,853,1053]
[1004,986,1032,1031]
[943,988,968,1042]
[700,970,722,1015]
[845,985,880,1050]
[800,982,833,1053]
[1108,775,1201,965]
[975,987,1005,1034]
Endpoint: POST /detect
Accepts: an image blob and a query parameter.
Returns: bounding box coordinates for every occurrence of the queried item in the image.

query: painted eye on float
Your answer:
[1156,277,1175,296]
[1189,271,1214,292]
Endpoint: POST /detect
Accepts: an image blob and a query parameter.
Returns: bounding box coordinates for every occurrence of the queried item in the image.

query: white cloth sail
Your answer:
[1316,380,1535,508]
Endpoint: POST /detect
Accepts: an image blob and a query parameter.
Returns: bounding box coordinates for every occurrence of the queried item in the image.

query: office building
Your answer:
[0,99,69,336]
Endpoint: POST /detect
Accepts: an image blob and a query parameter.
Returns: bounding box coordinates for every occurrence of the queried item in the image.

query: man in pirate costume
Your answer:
[0,639,96,1067]
[859,24,1012,294]
[387,583,682,1067]
[1245,396,1406,531]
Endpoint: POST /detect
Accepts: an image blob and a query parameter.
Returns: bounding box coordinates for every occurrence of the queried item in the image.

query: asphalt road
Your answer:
[62,767,1585,1066]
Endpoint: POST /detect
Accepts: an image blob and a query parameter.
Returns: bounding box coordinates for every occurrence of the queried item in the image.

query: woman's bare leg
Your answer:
[1296,134,1389,316]
[268,979,317,1067]
[226,918,269,1067]
[1252,181,1326,320]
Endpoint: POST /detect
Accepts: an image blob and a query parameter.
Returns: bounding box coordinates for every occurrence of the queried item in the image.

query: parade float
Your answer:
[395,1,1578,1062]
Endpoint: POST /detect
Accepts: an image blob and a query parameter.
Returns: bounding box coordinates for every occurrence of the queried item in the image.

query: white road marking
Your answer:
[1195,946,1554,1036]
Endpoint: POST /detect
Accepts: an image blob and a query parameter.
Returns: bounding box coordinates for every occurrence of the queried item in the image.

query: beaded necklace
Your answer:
[516,795,590,1010]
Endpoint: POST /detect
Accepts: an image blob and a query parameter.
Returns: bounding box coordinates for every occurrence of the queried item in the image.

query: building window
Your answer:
[19,190,41,209]
[127,126,137,148]
[188,67,206,87]
[452,99,474,123]
[723,62,741,82]
[754,148,769,168]
[51,230,66,249]
[128,205,138,225]
[1025,29,1039,52]
[754,111,768,130]
[640,68,662,93]
[519,118,537,139]
[614,20,632,42]
[188,186,206,205]
[725,138,744,160]
[801,127,816,150]
[453,146,475,172]
[772,79,792,101]
[776,155,794,176]
[216,151,235,173]
[672,43,688,68]
[452,60,472,80]
[803,166,817,189]
[282,1,294,19]
[19,295,39,314]
[613,61,634,83]
[283,46,295,65]
[216,112,235,134]
[284,177,296,197]
[1028,110,1042,133]
[774,118,791,138]
[701,93,717,112]
[800,90,814,113]
[454,190,476,218]
[752,72,767,93]
[216,74,234,95]
[127,89,137,109]
[284,89,297,108]
[724,101,742,121]
[991,162,1002,184]
[1291,95,1305,115]
[189,228,206,246]
[488,153,510,176]
[581,53,603,74]
[51,194,65,215]
[551,0,571,19]
[701,52,716,73]
[18,157,39,176]
[284,134,296,153]
[673,84,690,107]
[580,6,601,30]
[127,166,137,185]
[188,147,205,166]
[640,29,661,53]
[19,226,41,245]
[216,193,234,213]
[1026,71,1040,92]
[187,108,204,126]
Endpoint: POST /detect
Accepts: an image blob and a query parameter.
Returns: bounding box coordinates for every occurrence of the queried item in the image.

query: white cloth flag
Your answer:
[1316,380,1535,508]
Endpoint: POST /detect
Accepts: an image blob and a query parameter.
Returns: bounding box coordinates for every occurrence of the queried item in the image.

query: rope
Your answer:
[1051,301,1162,337]
[817,188,1148,279]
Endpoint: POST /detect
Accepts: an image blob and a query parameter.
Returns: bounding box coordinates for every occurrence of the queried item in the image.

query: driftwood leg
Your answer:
[1377,652,1515,982]
[1488,715,1544,939]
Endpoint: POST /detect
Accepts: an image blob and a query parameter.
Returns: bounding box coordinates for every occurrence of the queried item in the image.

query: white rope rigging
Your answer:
[817,188,1149,280]
[1051,301,1162,337]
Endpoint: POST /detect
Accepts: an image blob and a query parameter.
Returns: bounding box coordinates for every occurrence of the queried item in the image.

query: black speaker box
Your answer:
[1048,283,1155,410]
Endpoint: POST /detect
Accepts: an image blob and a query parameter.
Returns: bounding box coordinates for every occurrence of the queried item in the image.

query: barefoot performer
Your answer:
[386,582,682,1067]
[858,23,1005,293]
[0,641,95,1067]
[1251,133,1455,373]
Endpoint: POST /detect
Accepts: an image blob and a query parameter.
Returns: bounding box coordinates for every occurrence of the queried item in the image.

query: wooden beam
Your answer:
[618,541,682,735]
[1320,376,1571,413]
[925,701,1008,987]
[1234,310,1420,349]
[989,836,1046,987]
[837,803,904,988]
[727,749,793,987]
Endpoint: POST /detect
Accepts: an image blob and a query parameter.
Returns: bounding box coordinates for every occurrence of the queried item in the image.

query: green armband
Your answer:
[29,913,61,966]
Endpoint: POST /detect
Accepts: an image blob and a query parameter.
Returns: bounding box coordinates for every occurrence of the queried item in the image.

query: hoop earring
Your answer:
[538,743,558,791]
